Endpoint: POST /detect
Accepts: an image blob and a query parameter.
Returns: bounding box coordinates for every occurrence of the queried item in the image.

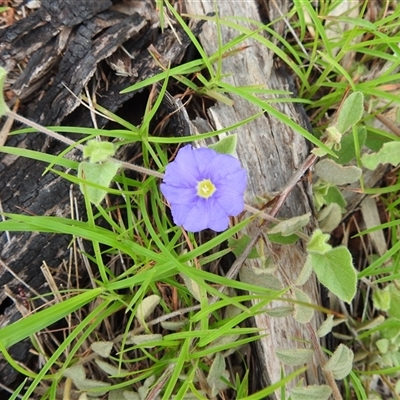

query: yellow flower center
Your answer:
[197,179,216,198]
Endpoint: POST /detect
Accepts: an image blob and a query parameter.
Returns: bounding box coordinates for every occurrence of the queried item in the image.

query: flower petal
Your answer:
[192,147,219,175]
[160,184,197,205]
[214,189,244,216]
[217,168,247,194]
[204,153,243,181]
[204,199,231,231]
[163,145,200,186]
[177,198,230,232]
[170,202,197,227]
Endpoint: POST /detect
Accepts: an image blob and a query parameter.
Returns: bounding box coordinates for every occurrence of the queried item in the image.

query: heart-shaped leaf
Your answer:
[79,160,120,205]
[336,91,364,134]
[309,247,357,304]
[209,134,237,155]
[315,159,362,185]
[323,344,353,380]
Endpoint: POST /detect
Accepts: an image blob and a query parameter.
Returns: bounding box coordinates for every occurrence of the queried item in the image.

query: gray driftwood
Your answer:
[183,0,325,397]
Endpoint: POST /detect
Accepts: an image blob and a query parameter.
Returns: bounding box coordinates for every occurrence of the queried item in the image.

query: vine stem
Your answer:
[307,323,343,400]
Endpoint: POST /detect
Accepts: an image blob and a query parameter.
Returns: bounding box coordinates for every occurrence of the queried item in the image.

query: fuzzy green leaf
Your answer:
[388,284,400,320]
[275,348,314,366]
[0,67,9,116]
[310,247,357,303]
[83,139,116,163]
[293,288,314,324]
[336,91,364,134]
[161,320,188,331]
[268,213,310,236]
[376,338,389,354]
[109,390,138,400]
[74,378,111,395]
[208,370,229,397]
[307,229,332,254]
[324,185,347,211]
[291,385,332,400]
[361,141,400,170]
[207,353,226,391]
[365,131,390,152]
[314,159,362,185]
[323,344,354,380]
[91,341,113,358]
[267,232,299,244]
[239,265,282,291]
[295,255,313,286]
[265,306,294,318]
[317,203,342,233]
[332,127,367,165]
[136,295,161,327]
[181,273,203,302]
[127,334,163,347]
[208,134,237,155]
[317,315,334,338]
[355,315,385,332]
[372,287,391,311]
[79,160,120,206]
[314,181,347,212]
[63,365,86,381]
[95,359,128,376]
[228,235,259,259]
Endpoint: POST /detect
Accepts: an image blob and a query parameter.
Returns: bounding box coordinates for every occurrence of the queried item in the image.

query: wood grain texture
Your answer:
[183,0,325,396]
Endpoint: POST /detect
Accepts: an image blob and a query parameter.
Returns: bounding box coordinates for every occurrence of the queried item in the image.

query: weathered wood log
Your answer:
[183,0,325,397]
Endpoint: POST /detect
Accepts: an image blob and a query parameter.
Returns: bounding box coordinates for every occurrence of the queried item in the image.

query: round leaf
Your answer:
[323,343,353,380]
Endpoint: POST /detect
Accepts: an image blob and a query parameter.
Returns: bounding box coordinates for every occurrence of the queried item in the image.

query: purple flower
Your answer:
[160,145,247,232]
